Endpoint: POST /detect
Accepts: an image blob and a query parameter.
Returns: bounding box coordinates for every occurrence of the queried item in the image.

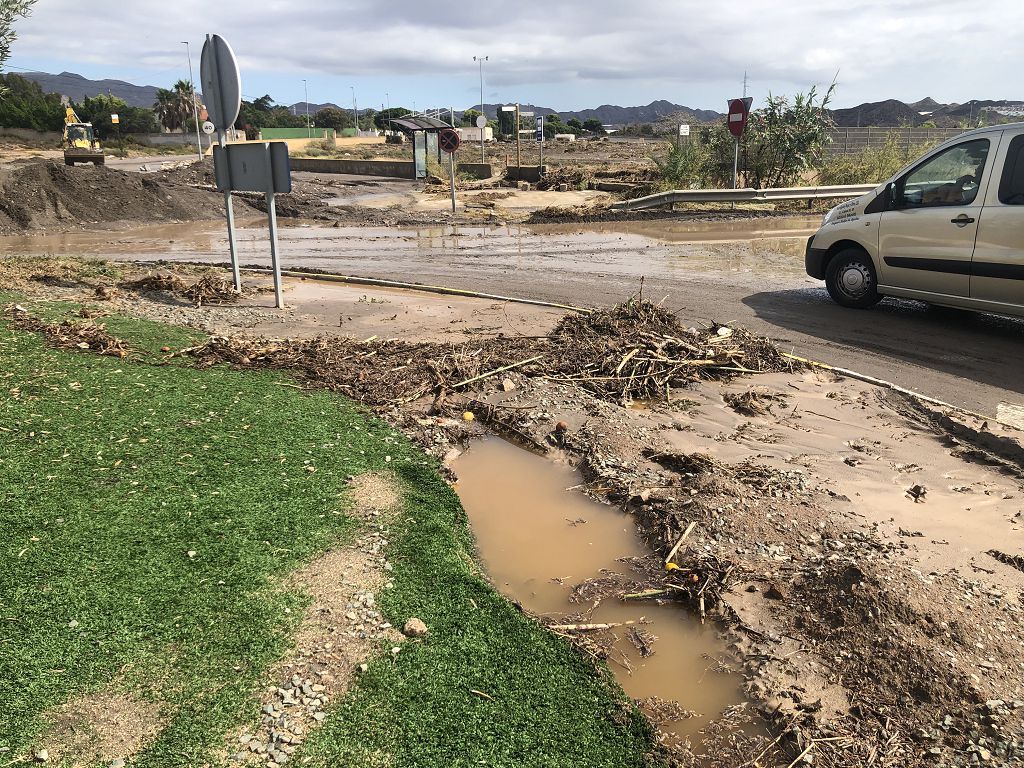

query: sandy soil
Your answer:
[8,265,1023,766]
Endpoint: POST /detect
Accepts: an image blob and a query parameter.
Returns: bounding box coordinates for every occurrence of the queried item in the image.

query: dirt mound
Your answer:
[0,160,239,233]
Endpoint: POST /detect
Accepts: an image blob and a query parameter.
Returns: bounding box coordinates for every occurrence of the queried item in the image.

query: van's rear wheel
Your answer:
[825,248,881,308]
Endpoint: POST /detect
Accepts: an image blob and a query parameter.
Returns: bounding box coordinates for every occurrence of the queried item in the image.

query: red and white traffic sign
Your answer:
[439,128,461,154]
[727,97,753,138]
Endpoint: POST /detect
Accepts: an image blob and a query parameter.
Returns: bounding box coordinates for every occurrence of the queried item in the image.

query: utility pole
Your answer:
[385,91,391,134]
[182,41,203,162]
[350,86,358,135]
[516,102,521,170]
[474,55,488,163]
[303,79,310,138]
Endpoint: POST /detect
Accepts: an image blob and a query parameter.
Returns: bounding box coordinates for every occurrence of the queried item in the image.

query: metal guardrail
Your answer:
[610,184,879,211]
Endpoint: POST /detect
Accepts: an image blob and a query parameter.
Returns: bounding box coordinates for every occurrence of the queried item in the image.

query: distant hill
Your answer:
[16,71,161,108]
[472,100,722,125]
[830,99,922,127]
[832,97,1023,127]
[13,72,1022,129]
[909,96,944,114]
[289,102,345,115]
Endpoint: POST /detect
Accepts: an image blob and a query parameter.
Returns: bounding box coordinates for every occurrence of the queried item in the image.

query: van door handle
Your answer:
[951,214,975,226]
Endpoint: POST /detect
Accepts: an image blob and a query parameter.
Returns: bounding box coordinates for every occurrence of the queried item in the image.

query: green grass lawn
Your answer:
[0,295,659,768]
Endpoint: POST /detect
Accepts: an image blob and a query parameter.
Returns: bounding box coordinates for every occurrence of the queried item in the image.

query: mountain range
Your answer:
[9,70,1022,128]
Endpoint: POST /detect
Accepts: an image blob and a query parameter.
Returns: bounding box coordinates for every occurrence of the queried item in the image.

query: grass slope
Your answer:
[0,299,657,768]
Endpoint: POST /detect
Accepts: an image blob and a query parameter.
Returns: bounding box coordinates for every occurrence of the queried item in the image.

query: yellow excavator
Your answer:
[62,107,105,166]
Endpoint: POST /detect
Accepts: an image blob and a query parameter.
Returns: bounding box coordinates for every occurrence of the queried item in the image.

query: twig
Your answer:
[451,355,544,389]
[664,521,698,565]
[548,621,635,632]
[785,742,815,768]
[469,689,494,701]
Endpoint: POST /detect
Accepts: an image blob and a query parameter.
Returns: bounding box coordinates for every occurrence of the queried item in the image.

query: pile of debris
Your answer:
[121,272,245,306]
[8,305,131,358]
[180,300,794,408]
[535,166,592,191]
[549,300,796,402]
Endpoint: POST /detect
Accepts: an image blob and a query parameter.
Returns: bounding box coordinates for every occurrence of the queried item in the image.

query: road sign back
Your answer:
[728,97,753,138]
[200,34,241,131]
[439,128,461,154]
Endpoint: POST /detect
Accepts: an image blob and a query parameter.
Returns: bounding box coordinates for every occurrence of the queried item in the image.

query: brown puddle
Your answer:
[453,436,752,745]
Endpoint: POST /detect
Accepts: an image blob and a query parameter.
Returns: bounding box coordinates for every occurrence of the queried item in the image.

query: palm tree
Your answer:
[153,88,180,132]
[172,79,199,132]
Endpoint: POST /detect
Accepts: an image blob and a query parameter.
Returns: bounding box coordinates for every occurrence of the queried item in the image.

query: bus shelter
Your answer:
[389,115,454,179]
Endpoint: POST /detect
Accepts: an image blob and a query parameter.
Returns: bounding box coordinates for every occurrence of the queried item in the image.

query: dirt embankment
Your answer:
[0,161,256,233]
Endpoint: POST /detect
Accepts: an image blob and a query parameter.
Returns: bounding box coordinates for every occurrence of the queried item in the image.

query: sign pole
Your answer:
[538,115,544,168]
[449,152,457,212]
[219,129,241,292]
[733,138,739,189]
[515,103,521,171]
[266,189,284,309]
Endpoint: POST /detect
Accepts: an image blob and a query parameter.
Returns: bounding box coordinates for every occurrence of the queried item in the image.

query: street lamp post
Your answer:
[350,86,358,135]
[182,41,203,162]
[473,55,488,163]
[303,79,310,138]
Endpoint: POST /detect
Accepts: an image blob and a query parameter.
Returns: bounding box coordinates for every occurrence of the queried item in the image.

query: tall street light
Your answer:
[303,79,310,138]
[350,86,358,135]
[182,41,203,162]
[473,55,488,163]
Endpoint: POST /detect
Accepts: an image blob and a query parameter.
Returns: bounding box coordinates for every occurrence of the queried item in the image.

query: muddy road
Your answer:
[1,214,1022,417]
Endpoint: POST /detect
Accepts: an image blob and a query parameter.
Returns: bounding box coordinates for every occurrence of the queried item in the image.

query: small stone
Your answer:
[357,663,369,673]
[985,699,1005,712]
[33,749,48,763]
[500,378,515,392]
[311,711,326,722]
[554,420,569,432]
[109,760,125,768]
[68,620,78,628]
[403,618,428,637]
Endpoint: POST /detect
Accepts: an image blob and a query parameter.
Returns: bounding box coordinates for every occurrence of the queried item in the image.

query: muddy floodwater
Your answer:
[0,216,818,282]
[453,437,751,744]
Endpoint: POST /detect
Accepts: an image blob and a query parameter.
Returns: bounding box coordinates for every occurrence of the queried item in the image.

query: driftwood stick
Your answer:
[664,521,698,565]
[548,621,636,632]
[451,355,544,389]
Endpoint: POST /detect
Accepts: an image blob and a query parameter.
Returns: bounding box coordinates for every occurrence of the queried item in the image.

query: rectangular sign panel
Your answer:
[214,142,291,193]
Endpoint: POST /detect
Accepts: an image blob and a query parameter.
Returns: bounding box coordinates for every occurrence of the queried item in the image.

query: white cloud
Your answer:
[9,0,1024,108]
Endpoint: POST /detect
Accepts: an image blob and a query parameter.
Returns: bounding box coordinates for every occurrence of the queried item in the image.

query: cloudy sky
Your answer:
[7,0,1023,112]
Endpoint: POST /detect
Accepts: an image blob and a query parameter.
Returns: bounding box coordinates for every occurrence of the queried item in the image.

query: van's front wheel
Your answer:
[825,248,881,308]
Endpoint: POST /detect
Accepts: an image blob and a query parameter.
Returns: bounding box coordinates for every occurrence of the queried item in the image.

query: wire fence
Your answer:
[825,127,967,156]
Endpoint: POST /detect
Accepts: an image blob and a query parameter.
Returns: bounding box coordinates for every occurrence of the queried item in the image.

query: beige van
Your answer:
[806,122,1024,315]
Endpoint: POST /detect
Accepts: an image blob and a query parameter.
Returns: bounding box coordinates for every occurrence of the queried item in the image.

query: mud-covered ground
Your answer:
[7,261,1023,767]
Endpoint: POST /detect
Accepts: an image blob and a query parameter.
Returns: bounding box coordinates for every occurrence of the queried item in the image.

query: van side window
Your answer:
[899,138,990,208]
[998,135,1024,205]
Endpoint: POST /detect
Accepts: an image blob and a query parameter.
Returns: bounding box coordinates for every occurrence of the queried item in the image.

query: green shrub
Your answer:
[816,131,940,185]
